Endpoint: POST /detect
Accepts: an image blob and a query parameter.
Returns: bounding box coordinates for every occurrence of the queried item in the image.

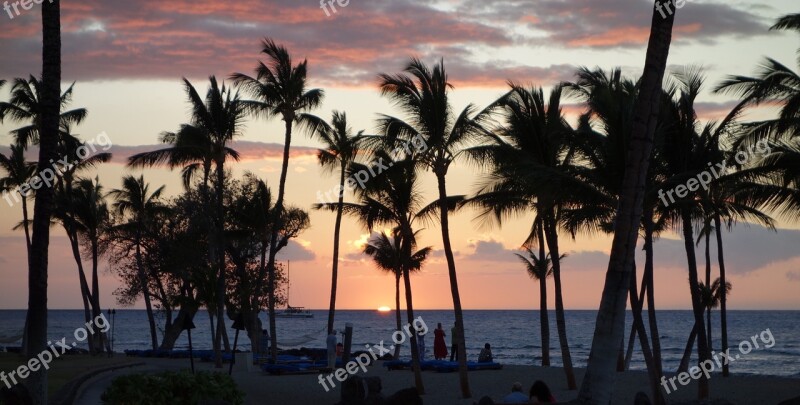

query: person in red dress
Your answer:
[433,322,448,360]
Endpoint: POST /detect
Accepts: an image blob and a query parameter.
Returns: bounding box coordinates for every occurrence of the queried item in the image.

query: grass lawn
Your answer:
[0,353,138,399]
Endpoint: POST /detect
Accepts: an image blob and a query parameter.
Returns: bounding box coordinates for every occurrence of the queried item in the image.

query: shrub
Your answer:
[101,371,244,405]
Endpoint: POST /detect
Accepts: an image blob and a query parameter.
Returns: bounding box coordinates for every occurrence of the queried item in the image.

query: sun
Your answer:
[377,306,391,312]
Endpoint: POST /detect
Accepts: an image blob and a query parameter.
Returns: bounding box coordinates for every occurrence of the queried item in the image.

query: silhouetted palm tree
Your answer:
[0,75,87,147]
[0,144,36,253]
[24,1,62,400]
[70,177,111,352]
[698,277,732,352]
[469,83,581,388]
[316,153,452,394]
[109,175,167,351]
[376,58,493,398]
[578,3,675,402]
[514,247,556,366]
[231,38,324,362]
[129,77,244,365]
[300,111,361,335]
[364,230,431,360]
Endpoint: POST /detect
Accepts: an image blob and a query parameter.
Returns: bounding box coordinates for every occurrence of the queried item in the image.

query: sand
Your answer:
[87,357,799,405]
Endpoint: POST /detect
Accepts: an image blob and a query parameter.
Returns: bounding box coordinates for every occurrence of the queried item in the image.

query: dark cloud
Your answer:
[0,0,770,87]
[564,224,800,274]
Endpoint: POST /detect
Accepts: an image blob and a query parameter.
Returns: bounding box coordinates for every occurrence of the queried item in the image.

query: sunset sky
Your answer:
[1,0,799,311]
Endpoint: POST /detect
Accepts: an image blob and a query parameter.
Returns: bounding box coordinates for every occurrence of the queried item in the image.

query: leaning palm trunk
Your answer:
[681,211,711,399]
[629,261,665,405]
[24,1,61,401]
[435,171,470,398]
[265,118,295,363]
[577,3,675,402]
[66,230,94,342]
[714,214,730,376]
[327,166,346,334]
[536,219,550,367]
[643,214,663,375]
[678,324,697,373]
[402,264,425,394]
[544,215,576,389]
[624,276,646,370]
[136,230,159,351]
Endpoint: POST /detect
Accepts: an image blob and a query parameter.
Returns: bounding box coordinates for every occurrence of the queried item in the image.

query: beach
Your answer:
[73,357,800,404]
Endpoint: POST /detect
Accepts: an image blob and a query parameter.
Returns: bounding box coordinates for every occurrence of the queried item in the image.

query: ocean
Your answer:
[0,309,798,377]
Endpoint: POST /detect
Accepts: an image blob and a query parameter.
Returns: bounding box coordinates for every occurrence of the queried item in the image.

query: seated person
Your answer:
[336,342,344,358]
[478,343,493,363]
[529,380,556,403]
[502,382,529,403]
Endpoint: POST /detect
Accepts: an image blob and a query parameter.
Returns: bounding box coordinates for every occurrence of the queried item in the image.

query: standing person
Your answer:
[326,330,338,370]
[450,321,460,362]
[417,332,425,360]
[433,323,448,360]
[259,329,270,358]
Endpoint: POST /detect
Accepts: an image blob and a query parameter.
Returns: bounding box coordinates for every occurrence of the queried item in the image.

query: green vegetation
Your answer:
[101,371,244,405]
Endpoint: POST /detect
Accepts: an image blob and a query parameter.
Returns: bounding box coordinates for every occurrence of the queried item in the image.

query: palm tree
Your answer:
[130,77,244,365]
[376,58,494,398]
[468,83,582,388]
[698,278,732,352]
[0,75,87,148]
[109,175,167,351]
[231,38,324,362]
[0,144,36,253]
[514,247,555,366]
[364,230,431,360]
[300,111,360,335]
[24,0,62,401]
[578,2,675,403]
[70,177,111,352]
[316,153,448,394]
[53,136,111,353]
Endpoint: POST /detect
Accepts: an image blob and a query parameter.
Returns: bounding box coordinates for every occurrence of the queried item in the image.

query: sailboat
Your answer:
[276,261,313,319]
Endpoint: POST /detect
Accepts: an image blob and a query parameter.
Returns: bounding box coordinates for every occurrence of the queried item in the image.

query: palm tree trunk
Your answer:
[22,197,32,253]
[66,230,93,333]
[577,3,674,401]
[327,166,346,335]
[629,261,665,405]
[624,276,646,370]
[681,211,711,399]
[136,230,159,351]
[678,324,697,373]
[544,214,576,390]
[24,1,60,401]
[713,214,730,376]
[435,171,470,398]
[91,239,105,354]
[214,162,226,368]
[394,273,402,359]
[403,269,425,394]
[704,219,713,353]
[265,117,294,363]
[536,219,550,367]
[643,214,663,376]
